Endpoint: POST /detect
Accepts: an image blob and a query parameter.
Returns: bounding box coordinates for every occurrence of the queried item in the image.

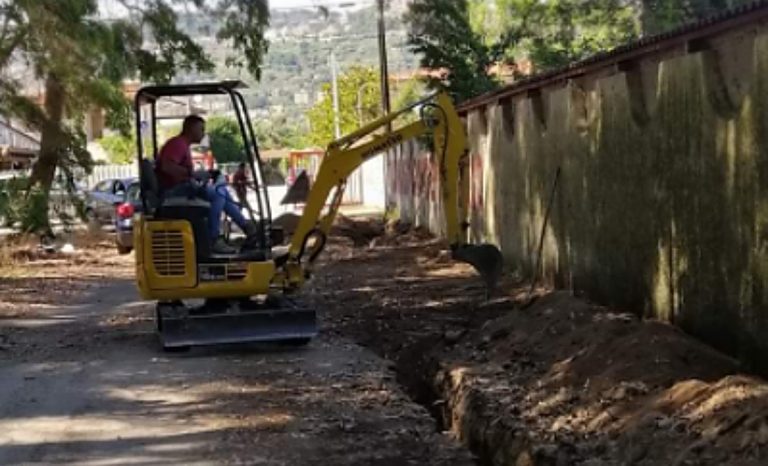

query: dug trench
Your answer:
[311,217,768,466]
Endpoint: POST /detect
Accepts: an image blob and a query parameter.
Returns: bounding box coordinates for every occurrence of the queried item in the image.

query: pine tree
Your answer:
[0,0,269,232]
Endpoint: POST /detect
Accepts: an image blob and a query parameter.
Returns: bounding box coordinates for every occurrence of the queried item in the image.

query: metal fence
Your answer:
[0,156,368,226]
[83,164,138,188]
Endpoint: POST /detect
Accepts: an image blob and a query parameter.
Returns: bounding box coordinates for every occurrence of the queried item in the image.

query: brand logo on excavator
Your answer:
[362,133,403,160]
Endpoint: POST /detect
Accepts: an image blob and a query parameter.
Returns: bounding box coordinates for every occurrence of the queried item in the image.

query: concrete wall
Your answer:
[386,22,768,370]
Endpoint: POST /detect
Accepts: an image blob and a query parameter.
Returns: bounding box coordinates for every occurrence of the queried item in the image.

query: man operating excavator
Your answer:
[134,82,503,350]
[154,115,258,254]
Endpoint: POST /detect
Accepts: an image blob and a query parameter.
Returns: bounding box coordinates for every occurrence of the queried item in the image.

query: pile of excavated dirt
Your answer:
[430,292,768,465]
[274,212,430,249]
[310,228,768,466]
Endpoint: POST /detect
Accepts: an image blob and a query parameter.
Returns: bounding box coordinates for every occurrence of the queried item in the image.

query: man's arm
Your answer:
[158,157,192,180]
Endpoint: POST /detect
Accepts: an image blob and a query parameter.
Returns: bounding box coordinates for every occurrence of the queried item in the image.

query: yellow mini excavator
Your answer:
[133,81,502,351]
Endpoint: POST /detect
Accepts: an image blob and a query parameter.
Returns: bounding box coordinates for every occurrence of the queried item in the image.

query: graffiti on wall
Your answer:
[386,145,480,215]
[469,152,484,211]
[386,145,439,203]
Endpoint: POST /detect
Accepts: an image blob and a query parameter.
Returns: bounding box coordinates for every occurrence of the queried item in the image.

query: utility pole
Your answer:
[330,51,341,139]
[377,0,391,131]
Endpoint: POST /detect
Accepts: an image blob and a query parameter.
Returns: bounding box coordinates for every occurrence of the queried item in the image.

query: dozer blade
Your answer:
[157,299,317,350]
[452,243,504,297]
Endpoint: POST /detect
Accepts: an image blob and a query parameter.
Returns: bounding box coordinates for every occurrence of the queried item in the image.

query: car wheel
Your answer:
[116,243,132,255]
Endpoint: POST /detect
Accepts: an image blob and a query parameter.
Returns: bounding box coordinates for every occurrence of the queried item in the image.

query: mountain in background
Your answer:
[174,1,420,125]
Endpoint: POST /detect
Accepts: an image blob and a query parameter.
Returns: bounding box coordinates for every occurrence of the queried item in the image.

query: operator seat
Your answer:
[139,158,214,259]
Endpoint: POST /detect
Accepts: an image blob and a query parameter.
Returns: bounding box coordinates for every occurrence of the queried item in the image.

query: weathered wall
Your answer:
[386,23,768,370]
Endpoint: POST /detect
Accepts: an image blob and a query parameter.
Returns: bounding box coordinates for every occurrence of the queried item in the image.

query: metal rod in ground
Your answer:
[525,166,561,306]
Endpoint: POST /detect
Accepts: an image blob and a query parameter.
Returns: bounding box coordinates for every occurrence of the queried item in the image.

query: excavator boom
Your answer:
[277,92,503,296]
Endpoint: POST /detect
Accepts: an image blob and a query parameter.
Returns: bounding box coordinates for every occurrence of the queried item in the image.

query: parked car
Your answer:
[84,177,137,227]
[83,177,140,254]
[114,180,141,255]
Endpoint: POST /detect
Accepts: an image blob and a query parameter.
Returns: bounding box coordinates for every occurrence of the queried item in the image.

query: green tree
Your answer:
[206,115,305,164]
[405,0,639,101]
[0,0,269,233]
[306,66,382,147]
[98,133,135,165]
[254,118,306,150]
[521,0,638,71]
[254,115,307,149]
[207,116,244,164]
[392,78,426,112]
[404,0,502,102]
[639,0,752,35]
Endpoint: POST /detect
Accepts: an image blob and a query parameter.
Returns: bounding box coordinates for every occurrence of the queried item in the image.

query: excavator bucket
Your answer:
[452,243,504,298]
[156,298,317,350]
[281,170,311,205]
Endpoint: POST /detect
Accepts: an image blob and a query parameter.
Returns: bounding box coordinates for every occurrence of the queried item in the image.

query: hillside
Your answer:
[175,1,420,126]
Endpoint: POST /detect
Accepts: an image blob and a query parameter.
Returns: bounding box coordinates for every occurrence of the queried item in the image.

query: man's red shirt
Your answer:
[156,135,193,190]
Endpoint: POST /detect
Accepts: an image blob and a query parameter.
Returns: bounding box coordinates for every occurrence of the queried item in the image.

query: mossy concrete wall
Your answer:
[386,25,768,370]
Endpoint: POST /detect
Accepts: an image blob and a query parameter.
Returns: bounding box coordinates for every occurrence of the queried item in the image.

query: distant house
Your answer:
[0,119,39,170]
[0,80,216,170]
[294,91,310,105]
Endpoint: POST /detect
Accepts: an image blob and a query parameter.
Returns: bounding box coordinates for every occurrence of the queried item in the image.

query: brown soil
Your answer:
[5,218,768,465]
[0,230,133,320]
[314,218,768,466]
[0,226,475,465]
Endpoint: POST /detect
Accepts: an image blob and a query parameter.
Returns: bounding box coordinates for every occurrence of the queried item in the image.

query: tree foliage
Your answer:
[205,115,306,164]
[392,78,426,112]
[207,116,244,164]
[99,133,136,165]
[306,66,382,148]
[254,117,306,151]
[305,65,427,148]
[513,0,638,71]
[405,0,640,101]
[405,0,752,102]
[0,0,270,233]
[403,0,502,102]
[639,0,753,35]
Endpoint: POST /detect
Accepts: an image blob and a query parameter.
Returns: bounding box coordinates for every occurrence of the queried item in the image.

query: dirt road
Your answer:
[7,220,768,466]
[0,275,473,465]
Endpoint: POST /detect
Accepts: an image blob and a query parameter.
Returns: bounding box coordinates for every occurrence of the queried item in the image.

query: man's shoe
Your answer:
[212,237,237,255]
[239,221,262,252]
[243,220,260,238]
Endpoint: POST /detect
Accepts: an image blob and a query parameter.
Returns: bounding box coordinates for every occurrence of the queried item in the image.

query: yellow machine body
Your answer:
[135,217,275,301]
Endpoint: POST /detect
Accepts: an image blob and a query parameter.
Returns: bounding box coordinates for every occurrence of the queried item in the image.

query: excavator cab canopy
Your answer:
[132,82,318,351]
[134,80,274,249]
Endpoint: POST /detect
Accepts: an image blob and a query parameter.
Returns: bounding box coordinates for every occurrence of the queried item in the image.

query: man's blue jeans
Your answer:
[205,184,247,240]
[164,182,247,241]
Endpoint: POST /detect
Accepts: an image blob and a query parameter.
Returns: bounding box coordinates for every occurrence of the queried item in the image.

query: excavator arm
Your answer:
[277,92,502,295]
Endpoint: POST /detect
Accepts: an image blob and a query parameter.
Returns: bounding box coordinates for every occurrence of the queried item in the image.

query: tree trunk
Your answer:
[28,73,66,233]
